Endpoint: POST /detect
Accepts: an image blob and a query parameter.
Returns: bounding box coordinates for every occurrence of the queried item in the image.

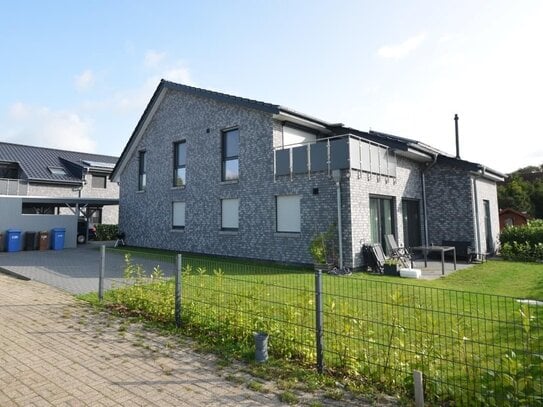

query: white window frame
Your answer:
[221,198,239,230]
[276,195,301,233]
[172,201,186,229]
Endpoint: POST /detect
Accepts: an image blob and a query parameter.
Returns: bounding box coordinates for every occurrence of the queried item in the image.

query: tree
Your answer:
[498,175,533,214]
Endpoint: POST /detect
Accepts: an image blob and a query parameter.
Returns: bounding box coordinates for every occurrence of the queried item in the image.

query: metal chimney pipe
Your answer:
[454,114,460,159]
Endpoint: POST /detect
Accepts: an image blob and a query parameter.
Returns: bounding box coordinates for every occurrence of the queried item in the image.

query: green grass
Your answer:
[89,249,543,405]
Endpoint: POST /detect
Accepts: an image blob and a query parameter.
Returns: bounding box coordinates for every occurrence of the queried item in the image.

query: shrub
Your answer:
[95,224,119,241]
[499,221,543,262]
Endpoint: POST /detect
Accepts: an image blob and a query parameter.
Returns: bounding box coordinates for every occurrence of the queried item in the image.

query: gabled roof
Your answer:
[111,79,505,182]
[0,142,118,185]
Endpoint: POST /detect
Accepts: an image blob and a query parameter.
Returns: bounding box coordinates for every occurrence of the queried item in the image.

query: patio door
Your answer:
[483,200,493,254]
[370,197,394,250]
[402,199,421,249]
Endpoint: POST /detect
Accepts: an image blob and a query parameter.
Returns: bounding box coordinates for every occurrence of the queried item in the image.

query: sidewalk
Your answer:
[0,274,284,406]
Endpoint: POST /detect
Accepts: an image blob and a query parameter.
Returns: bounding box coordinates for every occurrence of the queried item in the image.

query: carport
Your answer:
[0,196,118,248]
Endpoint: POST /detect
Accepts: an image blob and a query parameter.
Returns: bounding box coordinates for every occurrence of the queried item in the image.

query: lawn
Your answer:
[91,247,543,405]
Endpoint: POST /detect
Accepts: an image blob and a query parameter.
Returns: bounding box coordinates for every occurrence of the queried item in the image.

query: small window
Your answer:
[276,195,301,233]
[222,129,239,181]
[172,202,185,229]
[221,198,239,230]
[89,208,102,225]
[91,175,107,189]
[173,141,186,187]
[49,167,67,176]
[138,151,146,191]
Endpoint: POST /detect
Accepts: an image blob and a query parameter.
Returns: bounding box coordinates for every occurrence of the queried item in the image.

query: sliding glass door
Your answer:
[370,196,394,250]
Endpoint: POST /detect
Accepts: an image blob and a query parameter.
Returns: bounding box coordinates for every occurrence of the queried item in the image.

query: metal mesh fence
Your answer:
[100,248,543,405]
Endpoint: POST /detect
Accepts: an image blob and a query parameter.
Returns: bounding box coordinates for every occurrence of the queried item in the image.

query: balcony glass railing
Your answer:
[273,134,396,180]
[0,178,28,196]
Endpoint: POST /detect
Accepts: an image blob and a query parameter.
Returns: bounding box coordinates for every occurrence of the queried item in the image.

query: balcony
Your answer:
[0,178,28,196]
[274,134,397,180]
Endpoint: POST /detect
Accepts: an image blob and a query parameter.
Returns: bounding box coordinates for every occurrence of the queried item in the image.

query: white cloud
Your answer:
[144,50,166,68]
[4,103,95,152]
[378,33,426,59]
[74,69,95,91]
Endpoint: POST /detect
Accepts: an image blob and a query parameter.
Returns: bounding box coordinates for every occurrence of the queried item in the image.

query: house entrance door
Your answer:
[402,199,421,249]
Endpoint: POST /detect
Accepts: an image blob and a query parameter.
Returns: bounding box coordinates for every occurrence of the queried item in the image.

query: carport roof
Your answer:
[19,196,119,206]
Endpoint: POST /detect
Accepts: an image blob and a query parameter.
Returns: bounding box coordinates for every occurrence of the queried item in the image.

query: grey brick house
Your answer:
[0,142,119,247]
[111,80,504,267]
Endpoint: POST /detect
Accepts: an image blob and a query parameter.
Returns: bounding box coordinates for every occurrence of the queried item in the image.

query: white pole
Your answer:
[413,370,424,407]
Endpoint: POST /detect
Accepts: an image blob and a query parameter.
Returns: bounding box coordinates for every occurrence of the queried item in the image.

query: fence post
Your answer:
[315,269,324,373]
[98,245,105,301]
[413,370,424,407]
[175,254,182,328]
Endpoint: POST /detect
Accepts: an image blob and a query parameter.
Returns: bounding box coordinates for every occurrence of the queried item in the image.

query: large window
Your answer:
[276,195,301,233]
[222,129,239,181]
[370,196,394,251]
[91,174,107,189]
[172,202,185,229]
[221,198,239,231]
[138,151,146,191]
[173,141,186,187]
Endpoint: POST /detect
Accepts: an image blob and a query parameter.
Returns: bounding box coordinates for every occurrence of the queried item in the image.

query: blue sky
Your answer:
[1,1,542,173]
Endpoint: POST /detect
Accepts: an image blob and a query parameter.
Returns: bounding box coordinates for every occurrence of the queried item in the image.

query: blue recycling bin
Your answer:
[6,229,22,252]
[51,228,66,250]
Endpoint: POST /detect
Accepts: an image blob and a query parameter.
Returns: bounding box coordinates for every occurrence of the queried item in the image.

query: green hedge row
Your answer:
[499,220,543,261]
[95,224,119,241]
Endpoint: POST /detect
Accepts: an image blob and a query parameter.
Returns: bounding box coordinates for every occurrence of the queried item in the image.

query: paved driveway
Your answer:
[0,243,177,294]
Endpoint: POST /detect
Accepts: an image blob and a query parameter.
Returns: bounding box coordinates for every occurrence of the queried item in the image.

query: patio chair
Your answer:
[368,243,387,274]
[384,234,411,268]
[114,232,125,248]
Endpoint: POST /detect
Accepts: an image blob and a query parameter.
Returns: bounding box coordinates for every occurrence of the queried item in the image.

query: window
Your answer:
[138,151,146,191]
[370,196,394,250]
[276,195,301,233]
[221,198,239,230]
[48,167,67,176]
[91,174,107,189]
[173,141,186,187]
[89,209,102,225]
[222,129,239,181]
[172,202,185,229]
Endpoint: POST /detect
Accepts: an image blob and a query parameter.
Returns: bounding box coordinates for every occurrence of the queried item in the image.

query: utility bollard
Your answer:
[254,332,269,363]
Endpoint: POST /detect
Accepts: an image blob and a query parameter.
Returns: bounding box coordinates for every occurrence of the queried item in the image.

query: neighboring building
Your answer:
[499,208,528,230]
[111,80,505,267]
[0,142,119,247]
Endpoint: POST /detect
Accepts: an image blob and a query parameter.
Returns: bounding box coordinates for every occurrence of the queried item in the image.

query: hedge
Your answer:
[95,224,119,241]
[499,220,543,262]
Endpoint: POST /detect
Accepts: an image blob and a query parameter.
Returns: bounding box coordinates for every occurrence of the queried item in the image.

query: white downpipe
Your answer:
[472,177,482,259]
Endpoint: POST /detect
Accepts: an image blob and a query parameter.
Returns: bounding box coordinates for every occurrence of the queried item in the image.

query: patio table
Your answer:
[409,245,457,275]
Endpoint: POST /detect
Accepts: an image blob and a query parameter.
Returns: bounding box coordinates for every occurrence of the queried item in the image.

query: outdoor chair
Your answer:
[368,243,387,274]
[114,232,126,248]
[384,234,411,268]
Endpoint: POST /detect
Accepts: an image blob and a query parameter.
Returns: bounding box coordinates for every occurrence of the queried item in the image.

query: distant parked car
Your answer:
[77,220,96,244]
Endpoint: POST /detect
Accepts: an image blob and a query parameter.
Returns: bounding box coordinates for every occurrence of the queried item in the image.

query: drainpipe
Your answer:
[332,170,343,268]
[472,174,482,259]
[421,154,438,246]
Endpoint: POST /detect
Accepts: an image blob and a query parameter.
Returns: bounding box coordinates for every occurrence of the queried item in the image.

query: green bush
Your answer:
[499,220,543,262]
[95,224,119,241]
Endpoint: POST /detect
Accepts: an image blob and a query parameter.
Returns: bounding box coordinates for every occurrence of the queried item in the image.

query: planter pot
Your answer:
[383,264,399,276]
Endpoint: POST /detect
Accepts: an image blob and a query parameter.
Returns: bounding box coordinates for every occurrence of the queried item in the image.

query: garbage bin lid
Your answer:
[7,229,22,233]
[51,228,66,232]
